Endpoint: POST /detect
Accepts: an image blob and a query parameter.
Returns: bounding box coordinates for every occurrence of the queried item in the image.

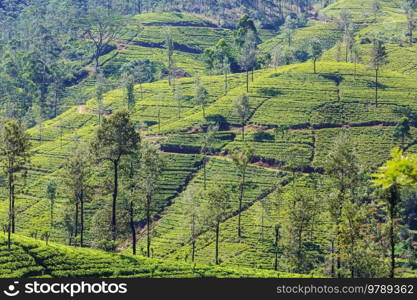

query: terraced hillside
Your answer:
[3,60,417,273]
[1,0,417,279]
[0,235,316,278]
[320,0,417,75]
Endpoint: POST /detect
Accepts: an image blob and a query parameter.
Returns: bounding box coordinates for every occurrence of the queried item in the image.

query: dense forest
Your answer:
[1,0,417,279]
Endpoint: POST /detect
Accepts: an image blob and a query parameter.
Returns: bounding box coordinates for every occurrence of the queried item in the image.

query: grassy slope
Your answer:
[321,0,417,75]
[65,11,276,104]
[0,234,317,278]
[2,61,417,272]
[1,1,417,277]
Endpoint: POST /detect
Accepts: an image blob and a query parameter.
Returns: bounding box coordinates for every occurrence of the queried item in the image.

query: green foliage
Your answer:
[193,77,210,118]
[373,148,417,189]
[0,234,317,278]
[393,117,411,147]
[2,0,417,279]
[92,111,140,164]
[279,188,320,273]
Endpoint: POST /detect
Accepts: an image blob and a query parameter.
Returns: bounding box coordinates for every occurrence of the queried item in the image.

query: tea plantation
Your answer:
[1,0,417,278]
[0,235,317,278]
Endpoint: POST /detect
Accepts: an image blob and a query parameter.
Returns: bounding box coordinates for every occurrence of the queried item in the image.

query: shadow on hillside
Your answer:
[258,87,282,97]
[320,73,344,85]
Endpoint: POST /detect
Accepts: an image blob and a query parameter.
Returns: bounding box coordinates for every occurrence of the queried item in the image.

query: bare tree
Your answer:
[80,8,140,73]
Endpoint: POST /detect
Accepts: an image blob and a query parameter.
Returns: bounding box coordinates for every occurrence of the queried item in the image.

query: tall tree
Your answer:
[46,180,57,227]
[239,31,257,92]
[95,72,107,125]
[235,14,259,47]
[0,120,31,250]
[200,124,218,190]
[338,199,384,278]
[120,59,157,101]
[271,44,283,69]
[203,183,231,265]
[91,110,140,241]
[403,0,417,43]
[352,44,361,78]
[309,39,323,74]
[274,224,281,271]
[79,8,140,73]
[393,117,411,149]
[371,0,382,22]
[122,148,141,255]
[138,142,163,257]
[336,9,354,62]
[173,83,183,119]
[231,145,254,238]
[194,77,210,118]
[63,145,92,247]
[122,73,136,112]
[163,27,175,86]
[282,15,297,47]
[203,38,234,76]
[233,94,251,141]
[373,148,417,278]
[369,38,387,107]
[281,188,319,273]
[323,133,361,278]
[183,186,202,262]
[222,56,231,95]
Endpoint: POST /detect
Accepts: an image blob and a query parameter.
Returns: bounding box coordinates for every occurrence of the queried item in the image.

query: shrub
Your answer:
[205,114,230,130]
[93,240,117,252]
[253,132,275,142]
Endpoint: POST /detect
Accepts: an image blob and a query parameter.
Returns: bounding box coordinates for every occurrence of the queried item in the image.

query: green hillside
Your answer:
[0,234,316,278]
[1,0,417,279]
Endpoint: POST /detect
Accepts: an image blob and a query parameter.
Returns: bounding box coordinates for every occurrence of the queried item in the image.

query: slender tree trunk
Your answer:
[191,241,196,262]
[375,67,379,107]
[112,160,119,241]
[147,194,151,258]
[158,108,161,134]
[274,226,279,270]
[390,208,395,278]
[60,127,63,148]
[94,52,100,74]
[215,222,220,265]
[80,191,84,247]
[203,156,207,190]
[191,216,196,262]
[354,62,357,79]
[7,167,12,250]
[238,171,245,238]
[314,58,317,74]
[345,42,349,63]
[74,201,79,238]
[389,185,398,278]
[261,210,264,240]
[50,199,54,227]
[336,241,341,278]
[224,71,228,95]
[246,69,249,92]
[11,179,15,234]
[130,202,136,255]
[241,122,245,141]
[330,240,335,277]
